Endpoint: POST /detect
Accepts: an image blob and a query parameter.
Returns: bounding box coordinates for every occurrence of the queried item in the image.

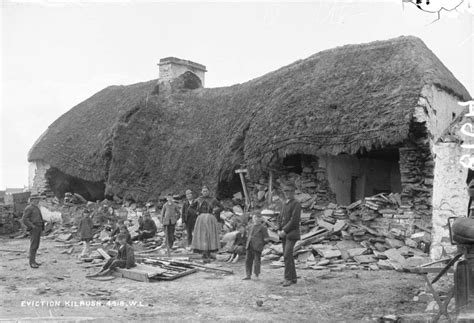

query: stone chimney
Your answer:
[158,57,207,87]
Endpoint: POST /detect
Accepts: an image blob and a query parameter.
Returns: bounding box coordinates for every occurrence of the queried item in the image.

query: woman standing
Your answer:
[191,186,222,262]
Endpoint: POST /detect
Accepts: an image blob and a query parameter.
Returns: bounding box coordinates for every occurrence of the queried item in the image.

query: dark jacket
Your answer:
[196,196,223,222]
[246,223,269,252]
[139,218,157,235]
[182,199,198,225]
[278,199,301,240]
[22,204,44,231]
[79,216,93,240]
[161,202,181,225]
[117,243,135,269]
[235,231,247,247]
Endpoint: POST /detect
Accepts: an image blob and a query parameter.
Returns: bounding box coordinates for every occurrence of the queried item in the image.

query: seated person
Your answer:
[226,225,247,263]
[87,233,135,277]
[132,212,157,241]
[112,225,132,245]
[110,219,125,240]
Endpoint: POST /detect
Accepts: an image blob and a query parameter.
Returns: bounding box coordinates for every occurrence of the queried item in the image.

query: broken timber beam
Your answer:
[151,257,234,275]
[235,168,250,210]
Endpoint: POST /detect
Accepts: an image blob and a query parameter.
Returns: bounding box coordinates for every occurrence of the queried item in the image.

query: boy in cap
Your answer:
[88,233,135,277]
[160,194,181,248]
[22,194,45,268]
[242,213,269,280]
[277,182,301,287]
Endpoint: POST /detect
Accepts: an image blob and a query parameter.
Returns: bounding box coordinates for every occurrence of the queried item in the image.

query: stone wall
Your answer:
[431,143,467,259]
[28,160,51,195]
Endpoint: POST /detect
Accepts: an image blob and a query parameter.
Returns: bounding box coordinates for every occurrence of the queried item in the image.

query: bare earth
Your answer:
[0,236,433,322]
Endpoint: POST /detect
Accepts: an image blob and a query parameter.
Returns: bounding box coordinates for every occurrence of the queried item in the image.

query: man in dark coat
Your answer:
[181,189,198,246]
[22,194,45,268]
[132,212,157,241]
[277,183,301,287]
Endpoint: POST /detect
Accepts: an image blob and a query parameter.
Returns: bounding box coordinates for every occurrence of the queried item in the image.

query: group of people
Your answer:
[22,182,302,287]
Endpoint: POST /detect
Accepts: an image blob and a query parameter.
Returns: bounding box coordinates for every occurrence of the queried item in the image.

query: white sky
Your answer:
[1,0,473,190]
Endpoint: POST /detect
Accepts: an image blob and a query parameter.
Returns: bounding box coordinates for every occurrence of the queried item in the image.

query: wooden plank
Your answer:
[0,249,25,253]
[153,268,198,281]
[97,248,111,260]
[113,263,168,282]
[150,257,234,274]
[113,269,149,282]
[299,228,327,241]
[294,231,330,251]
[420,258,451,268]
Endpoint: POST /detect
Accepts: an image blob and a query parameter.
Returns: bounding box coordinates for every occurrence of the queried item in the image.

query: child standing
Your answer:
[88,233,135,277]
[160,194,181,248]
[79,209,93,257]
[243,213,269,280]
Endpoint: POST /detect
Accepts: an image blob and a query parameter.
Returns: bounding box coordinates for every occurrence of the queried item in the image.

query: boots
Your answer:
[29,249,40,268]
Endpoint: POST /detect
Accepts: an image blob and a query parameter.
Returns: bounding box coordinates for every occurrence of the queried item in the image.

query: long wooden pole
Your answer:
[236,169,250,210]
[268,170,273,205]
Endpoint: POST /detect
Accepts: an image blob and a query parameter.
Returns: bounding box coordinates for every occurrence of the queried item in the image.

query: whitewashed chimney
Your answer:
[158,57,207,87]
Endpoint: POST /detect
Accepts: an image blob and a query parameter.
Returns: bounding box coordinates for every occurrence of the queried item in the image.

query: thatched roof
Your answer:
[29,36,471,200]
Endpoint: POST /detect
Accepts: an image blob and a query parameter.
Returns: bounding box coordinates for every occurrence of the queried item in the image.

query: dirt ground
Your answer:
[0,235,443,322]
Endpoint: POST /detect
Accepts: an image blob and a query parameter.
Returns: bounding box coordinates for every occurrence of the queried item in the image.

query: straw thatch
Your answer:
[28,36,471,201]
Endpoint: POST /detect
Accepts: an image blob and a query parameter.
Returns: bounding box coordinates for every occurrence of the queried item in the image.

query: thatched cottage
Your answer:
[29,36,471,248]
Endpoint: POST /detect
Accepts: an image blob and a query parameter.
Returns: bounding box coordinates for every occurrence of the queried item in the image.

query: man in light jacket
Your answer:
[161,194,181,248]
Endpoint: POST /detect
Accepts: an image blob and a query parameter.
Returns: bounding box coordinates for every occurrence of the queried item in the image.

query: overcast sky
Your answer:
[1,0,473,190]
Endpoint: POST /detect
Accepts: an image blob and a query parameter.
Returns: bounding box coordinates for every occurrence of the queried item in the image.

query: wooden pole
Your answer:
[268,170,273,205]
[235,169,250,210]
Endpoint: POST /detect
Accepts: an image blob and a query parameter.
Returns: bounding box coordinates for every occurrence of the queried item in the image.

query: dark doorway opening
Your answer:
[216,173,243,200]
[45,167,105,201]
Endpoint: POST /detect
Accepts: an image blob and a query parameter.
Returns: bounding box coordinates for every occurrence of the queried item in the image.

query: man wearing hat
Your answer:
[277,183,301,287]
[181,189,198,247]
[22,194,45,268]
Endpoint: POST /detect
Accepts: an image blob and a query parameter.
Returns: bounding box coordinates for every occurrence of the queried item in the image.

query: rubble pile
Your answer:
[253,191,432,272]
[0,204,19,234]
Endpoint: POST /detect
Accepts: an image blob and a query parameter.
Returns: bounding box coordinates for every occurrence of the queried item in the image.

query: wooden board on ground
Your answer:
[97,248,111,260]
[153,268,198,281]
[113,264,167,282]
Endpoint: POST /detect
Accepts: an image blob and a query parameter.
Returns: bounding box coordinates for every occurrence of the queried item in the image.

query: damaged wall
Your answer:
[414,85,469,259]
[431,143,467,259]
[29,160,51,194]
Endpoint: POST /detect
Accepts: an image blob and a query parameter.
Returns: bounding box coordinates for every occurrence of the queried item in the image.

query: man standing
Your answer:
[181,189,198,247]
[22,194,45,269]
[277,183,301,287]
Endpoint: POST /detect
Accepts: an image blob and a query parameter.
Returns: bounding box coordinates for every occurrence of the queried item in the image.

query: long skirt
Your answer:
[191,213,220,252]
